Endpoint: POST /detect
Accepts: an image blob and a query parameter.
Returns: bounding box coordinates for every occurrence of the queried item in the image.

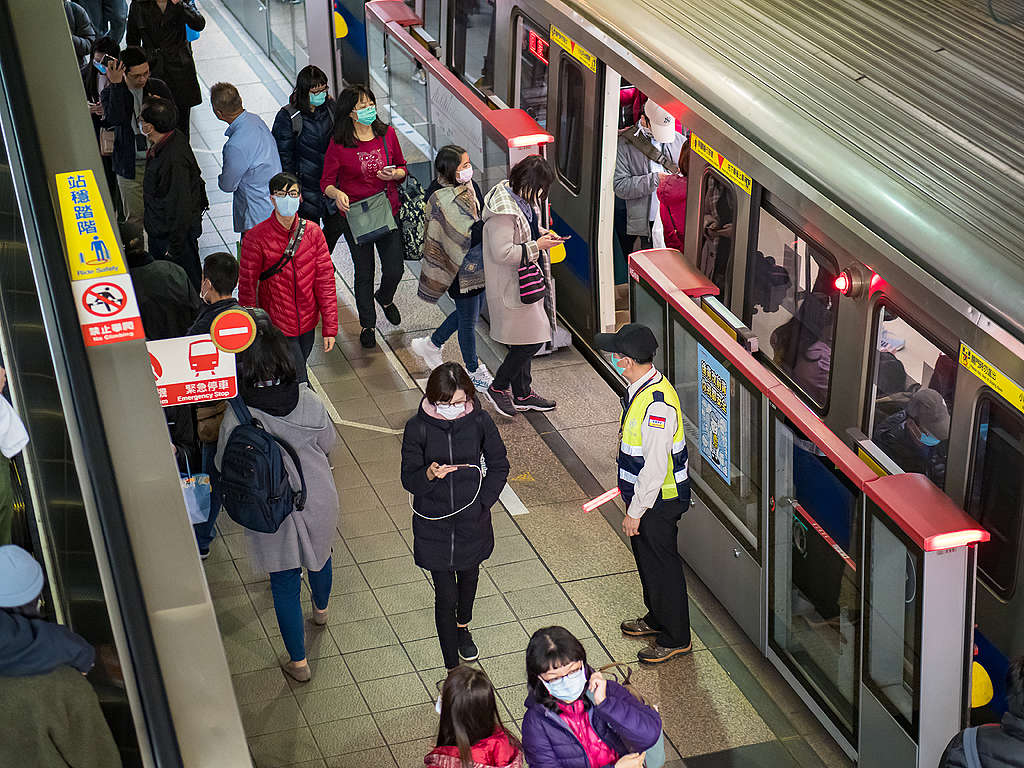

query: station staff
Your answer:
[595,323,692,664]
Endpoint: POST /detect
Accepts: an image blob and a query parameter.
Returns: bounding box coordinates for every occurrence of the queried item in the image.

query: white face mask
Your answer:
[456,166,473,184]
[435,402,466,420]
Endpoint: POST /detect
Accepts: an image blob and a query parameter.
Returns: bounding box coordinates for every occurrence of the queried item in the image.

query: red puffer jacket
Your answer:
[239,214,339,338]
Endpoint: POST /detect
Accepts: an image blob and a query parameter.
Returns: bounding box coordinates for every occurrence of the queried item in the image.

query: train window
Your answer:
[451,0,496,93]
[697,170,736,300]
[514,16,548,129]
[746,205,838,410]
[966,396,1024,599]
[422,0,441,41]
[555,54,584,191]
[868,305,955,490]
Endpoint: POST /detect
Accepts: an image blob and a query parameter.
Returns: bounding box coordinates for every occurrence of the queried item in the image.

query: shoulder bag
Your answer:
[593,662,667,768]
[259,218,306,281]
[343,134,397,245]
[518,248,547,304]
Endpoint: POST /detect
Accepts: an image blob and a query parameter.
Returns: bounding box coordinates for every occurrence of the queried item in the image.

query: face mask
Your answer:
[611,355,628,376]
[200,282,211,304]
[456,166,473,184]
[93,60,107,74]
[542,666,587,703]
[274,195,301,217]
[918,431,941,447]
[435,402,466,420]
[355,105,377,125]
[309,91,327,107]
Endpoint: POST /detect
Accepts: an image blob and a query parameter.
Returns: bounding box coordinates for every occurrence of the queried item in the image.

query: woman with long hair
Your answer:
[425,666,523,768]
[214,309,340,683]
[272,65,335,225]
[522,626,662,768]
[320,84,407,348]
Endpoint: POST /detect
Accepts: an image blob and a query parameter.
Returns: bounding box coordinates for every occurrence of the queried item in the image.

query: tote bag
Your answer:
[180,457,212,525]
[594,663,666,768]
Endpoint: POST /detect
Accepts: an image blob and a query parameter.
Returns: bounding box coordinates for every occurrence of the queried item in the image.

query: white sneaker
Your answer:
[413,68,426,85]
[411,336,443,370]
[468,362,493,392]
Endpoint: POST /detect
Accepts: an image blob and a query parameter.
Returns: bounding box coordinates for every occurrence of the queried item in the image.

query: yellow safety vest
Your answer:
[617,374,689,505]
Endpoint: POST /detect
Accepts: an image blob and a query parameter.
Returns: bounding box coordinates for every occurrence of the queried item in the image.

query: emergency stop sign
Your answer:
[146,334,237,407]
[210,308,257,353]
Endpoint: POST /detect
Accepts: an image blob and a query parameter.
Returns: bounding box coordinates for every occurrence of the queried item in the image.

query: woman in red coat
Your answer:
[320,84,407,349]
[238,171,338,383]
[652,142,689,252]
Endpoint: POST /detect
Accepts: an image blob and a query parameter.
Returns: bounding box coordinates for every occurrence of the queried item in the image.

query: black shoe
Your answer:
[637,643,692,664]
[374,291,401,325]
[513,391,556,411]
[457,627,479,662]
[485,385,517,418]
[198,548,210,561]
[620,617,658,637]
[359,328,376,348]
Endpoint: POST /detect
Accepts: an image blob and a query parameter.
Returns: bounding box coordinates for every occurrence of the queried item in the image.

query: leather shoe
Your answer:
[637,643,692,664]
[620,617,658,637]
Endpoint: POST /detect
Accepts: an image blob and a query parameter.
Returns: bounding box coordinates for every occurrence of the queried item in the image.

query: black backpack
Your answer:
[221,398,307,534]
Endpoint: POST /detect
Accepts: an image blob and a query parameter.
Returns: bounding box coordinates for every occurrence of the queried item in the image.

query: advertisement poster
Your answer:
[697,343,730,482]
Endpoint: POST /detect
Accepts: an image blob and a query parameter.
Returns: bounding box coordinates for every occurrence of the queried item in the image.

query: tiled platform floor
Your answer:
[189,4,854,766]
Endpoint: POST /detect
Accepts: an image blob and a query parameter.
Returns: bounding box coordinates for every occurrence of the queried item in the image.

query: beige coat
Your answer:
[482,181,553,346]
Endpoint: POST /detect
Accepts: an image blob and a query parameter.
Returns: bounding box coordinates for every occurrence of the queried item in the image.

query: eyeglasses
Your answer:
[539,660,582,683]
[272,190,301,198]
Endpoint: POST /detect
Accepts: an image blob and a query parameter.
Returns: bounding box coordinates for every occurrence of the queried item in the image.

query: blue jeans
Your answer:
[193,440,222,553]
[269,557,333,662]
[431,293,483,371]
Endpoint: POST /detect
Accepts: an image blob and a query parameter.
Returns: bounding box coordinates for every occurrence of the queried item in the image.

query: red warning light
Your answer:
[834,271,852,295]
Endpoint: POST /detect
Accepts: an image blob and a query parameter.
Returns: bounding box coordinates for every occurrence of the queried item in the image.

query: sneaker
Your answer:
[467,362,493,392]
[359,328,376,348]
[198,548,210,561]
[637,643,692,664]
[513,391,556,412]
[620,617,658,637]
[485,385,516,418]
[413,68,426,85]
[411,336,444,370]
[457,627,479,662]
[374,290,401,326]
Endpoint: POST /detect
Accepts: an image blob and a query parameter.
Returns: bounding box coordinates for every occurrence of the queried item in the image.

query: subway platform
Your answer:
[188,3,853,765]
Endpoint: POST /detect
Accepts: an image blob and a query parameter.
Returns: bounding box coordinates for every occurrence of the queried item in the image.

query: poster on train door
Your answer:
[697,343,730,482]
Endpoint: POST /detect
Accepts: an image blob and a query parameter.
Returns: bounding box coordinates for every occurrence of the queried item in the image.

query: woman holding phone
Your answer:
[400,363,509,675]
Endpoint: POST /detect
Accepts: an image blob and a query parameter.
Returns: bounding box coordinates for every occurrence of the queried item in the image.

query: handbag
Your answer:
[180,456,212,525]
[260,218,306,281]
[594,662,667,768]
[99,128,115,156]
[518,248,547,304]
[397,173,426,261]
[343,136,398,245]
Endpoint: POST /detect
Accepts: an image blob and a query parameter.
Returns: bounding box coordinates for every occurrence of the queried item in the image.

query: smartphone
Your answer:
[102,55,117,67]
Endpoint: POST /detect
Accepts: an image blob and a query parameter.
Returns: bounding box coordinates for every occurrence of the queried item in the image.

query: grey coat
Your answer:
[482,181,553,346]
[613,129,686,237]
[215,387,339,573]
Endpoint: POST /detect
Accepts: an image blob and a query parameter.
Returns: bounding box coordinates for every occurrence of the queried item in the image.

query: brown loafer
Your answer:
[282,660,311,683]
[620,617,658,637]
[637,643,692,664]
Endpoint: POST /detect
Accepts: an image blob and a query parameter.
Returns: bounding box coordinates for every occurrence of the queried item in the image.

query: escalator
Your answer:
[0,1,250,765]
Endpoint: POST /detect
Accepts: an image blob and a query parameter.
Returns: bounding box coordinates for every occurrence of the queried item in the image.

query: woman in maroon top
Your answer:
[321,85,407,349]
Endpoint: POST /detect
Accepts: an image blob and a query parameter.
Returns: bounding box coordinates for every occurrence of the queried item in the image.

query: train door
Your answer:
[542,25,602,341]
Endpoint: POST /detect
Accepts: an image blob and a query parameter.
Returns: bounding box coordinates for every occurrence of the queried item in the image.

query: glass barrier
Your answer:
[672,316,762,551]
[633,281,667,372]
[865,505,922,734]
[771,413,861,738]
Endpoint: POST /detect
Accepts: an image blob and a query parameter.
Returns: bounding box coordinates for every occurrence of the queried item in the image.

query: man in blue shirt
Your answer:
[211,82,281,239]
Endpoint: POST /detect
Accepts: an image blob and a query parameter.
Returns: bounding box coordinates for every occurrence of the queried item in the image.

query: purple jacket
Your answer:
[521,677,662,768]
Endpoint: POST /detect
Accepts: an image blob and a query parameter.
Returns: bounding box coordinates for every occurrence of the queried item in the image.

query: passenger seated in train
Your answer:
[651,142,689,252]
[928,352,957,412]
[771,293,834,404]
[872,387,949,488]
[939,654,1024,768]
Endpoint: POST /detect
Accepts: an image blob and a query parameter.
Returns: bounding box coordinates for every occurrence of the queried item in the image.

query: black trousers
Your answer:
[324,212,404,330]
[149,215,202,290]
[286,329,315,384]
[630,494,691,649]
[492,342,543,398]
[431,566,480,670]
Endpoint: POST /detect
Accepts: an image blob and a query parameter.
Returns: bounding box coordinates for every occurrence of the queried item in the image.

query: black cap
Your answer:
[594,323,658,362]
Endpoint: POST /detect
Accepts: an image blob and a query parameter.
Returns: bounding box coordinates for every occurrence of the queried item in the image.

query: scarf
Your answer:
[418,182,482,302]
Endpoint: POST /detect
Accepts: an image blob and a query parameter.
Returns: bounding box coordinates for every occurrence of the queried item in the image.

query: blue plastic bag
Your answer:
[180,457,211,524]
[186,25,200,42]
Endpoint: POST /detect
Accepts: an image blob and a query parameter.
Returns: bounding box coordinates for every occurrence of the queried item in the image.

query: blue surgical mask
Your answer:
[355,105,377,125]
[274,195,301,217]
[919,432,941,447]
[93,60,107,74]
[309,91,327,107]
[542,667,587,703]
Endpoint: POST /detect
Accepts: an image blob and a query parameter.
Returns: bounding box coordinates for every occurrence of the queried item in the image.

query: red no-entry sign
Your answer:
[209,308,257,353]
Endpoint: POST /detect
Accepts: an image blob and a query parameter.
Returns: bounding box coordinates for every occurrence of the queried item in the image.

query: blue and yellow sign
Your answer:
[959,342,1024,416]
[55,170,126,281]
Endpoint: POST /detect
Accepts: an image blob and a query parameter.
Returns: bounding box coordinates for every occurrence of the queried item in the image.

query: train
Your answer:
[318,0,1024,738]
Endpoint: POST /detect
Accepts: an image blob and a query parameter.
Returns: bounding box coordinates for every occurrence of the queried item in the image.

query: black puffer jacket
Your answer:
[142,130,208,257]
[401,399,509,571]
[65,1,96,65]
[939,714,1024,768]
[271,100,335,222]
